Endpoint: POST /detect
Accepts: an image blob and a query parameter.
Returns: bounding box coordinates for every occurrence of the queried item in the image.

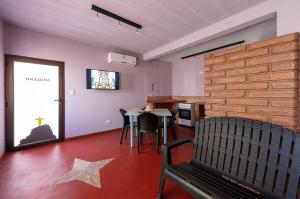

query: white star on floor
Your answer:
[52,158,113,188]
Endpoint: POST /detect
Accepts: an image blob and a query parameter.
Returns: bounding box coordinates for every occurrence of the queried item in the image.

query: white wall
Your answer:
[0,19,4,157]
[3,24,172,138]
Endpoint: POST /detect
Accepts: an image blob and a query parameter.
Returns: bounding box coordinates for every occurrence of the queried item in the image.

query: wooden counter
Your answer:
[147,99,186,109]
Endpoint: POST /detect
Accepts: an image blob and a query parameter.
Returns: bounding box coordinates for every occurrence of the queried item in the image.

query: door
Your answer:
[5,55,65,151]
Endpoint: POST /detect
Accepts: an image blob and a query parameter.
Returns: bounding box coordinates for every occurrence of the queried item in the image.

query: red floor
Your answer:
[0,125,195,199]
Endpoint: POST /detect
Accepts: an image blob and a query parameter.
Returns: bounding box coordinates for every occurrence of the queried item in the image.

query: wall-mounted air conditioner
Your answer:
[108,52,137,67]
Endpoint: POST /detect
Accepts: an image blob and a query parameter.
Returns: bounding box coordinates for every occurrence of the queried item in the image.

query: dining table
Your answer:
[125,108,172,148]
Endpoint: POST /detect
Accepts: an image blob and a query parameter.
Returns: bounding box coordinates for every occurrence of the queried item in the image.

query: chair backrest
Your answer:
[138,112,159,132]
[194,117,300,199]
[119,109,129,125]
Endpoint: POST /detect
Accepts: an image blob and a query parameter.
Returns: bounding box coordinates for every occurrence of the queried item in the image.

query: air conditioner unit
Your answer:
[108,52,137,67]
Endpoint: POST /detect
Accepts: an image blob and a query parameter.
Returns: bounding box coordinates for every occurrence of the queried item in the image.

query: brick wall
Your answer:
[204,32,299,130]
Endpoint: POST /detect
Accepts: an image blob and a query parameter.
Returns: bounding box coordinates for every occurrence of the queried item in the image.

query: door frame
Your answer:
[5,54,65,151]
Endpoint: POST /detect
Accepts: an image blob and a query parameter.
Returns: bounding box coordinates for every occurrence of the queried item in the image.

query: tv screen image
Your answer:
[86,69,120,90]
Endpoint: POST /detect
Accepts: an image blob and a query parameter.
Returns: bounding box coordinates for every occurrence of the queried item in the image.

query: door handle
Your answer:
[54,99,63,103]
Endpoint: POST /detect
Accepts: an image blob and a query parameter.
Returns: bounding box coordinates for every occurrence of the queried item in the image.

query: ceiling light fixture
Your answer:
[92,4,143,31]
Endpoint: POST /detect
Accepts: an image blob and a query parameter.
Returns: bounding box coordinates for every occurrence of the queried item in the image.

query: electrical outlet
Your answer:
[105,120,111,124]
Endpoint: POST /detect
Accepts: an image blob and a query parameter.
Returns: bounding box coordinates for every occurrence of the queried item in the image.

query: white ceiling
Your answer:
[0,0,266,55]
[160,18,277,62]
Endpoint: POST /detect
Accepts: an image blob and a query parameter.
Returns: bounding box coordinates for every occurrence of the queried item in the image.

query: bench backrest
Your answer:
[194,117,300,199]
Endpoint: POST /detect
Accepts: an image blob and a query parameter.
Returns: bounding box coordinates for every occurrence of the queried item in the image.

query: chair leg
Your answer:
[157,167,166,199]
[156,131,160,154]
[137,130,140,153]
[120,126,125,144]
[171,126,177,140]
[125,126,128,138]
[140,132,143,145]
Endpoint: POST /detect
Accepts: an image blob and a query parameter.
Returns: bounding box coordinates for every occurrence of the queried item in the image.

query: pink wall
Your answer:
[0,19,4,157]
[172,55,204,96]
[277,0,300,35]
[143,60,172,97]
[3,24,172,138]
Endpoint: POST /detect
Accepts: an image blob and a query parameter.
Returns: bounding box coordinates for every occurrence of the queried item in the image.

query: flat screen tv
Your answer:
[86,69,120,90]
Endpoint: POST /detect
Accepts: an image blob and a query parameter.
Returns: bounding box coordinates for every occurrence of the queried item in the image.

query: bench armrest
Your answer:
[162,139,194,166]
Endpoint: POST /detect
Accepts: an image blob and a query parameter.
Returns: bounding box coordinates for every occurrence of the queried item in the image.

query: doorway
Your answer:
[5,55,65,151]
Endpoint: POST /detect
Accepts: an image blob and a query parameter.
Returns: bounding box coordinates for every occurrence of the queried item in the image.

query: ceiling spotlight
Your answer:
[96,12,99,20]
[92,4,142,34]
[136,29,139,35]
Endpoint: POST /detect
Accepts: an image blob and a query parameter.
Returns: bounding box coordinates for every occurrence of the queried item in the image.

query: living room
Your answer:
[0,0,300,199]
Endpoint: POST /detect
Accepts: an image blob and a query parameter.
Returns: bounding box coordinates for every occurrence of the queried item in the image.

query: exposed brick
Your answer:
[204,56,225,65]
[212,45,246,57]
[205,84,226,91]
[227,48,269,61]
[211,91,245,98]
[213,76,246,84]
[213,60,245,71]
[248,90,297,98]
[227,82,268,90]
[271,61,299,71]
[205,110,226,117]
[245,65,269,74]
[226,112,267,121]
[205,66,211,72]
[247,107,297,117]
[226,65,269,76]
[249,52,298,66]
[205,104,212,110]
[226,68,245,76]
[205,79,212,85]
[227,98,268,106]
[247,71,298,82]
[204,53,212,59]
[272,41,299,54]
[271,99,297,108]
[204,33,299,130]
[270,117,298,127]
[248,32,299,50]
[213,105,246,113]
[205,98,226,104]
[205,71,225,78]
[271,81,298,89]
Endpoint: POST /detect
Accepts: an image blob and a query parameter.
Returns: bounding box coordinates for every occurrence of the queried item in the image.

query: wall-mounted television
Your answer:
[86,69,120,90]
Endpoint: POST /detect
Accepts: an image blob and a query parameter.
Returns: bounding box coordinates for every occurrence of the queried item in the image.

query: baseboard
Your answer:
[65,128,122,141]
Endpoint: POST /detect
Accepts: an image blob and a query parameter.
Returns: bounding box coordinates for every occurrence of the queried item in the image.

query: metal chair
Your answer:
[137,112,160,154]
[159,110,177,141]
[119,108,136,144]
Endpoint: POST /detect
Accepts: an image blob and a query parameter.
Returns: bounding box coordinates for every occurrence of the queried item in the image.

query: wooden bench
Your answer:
[158,117,300,199]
